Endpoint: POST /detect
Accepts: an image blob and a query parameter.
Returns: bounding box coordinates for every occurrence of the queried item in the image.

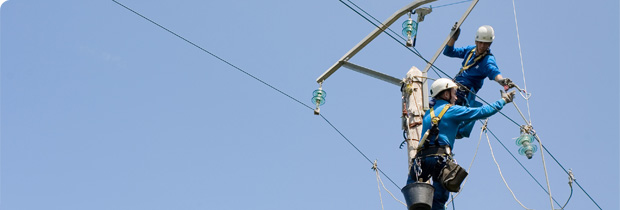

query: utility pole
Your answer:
[313,0,436,172]
[401,67,426,170]
[314,0,480,177]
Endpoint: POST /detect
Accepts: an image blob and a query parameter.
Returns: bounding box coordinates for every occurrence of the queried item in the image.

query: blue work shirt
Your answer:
[443,45,501,93]
[421,99,506,149]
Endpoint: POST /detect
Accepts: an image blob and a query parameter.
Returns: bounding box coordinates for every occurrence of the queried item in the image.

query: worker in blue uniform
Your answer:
[443,25,516,139]
[406,78,515,210]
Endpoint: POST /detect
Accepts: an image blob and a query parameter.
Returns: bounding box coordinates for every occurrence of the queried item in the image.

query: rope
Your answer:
[511,0,533,122]
[375,162,385,210]
[373,160,407,208]
[343,1,603,205]
[343,1,602,208]
[533,132,555,210]
[451,193,456,210]
[114,1,603,208]
[485,127,563,207]
[537,135,603,210]
[445,118,487,207]
[340,0,540,131]
[511,99,530,125]
[112,0,403,190]
[340,0,528,127]
[486,129,531,210]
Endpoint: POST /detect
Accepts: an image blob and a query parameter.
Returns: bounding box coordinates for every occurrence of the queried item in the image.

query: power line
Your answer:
[111,0,401,189]
[113,1,601,208]
[485,125,563,207]
[431,0,473,9]
[340,0,444,78]
[343,0,556,202]
[537,136,603,210]
[338,0,522,127]
[320,115,400,188]
[111,0,311,111]
[486,127,531,209]
[339,1,603,208]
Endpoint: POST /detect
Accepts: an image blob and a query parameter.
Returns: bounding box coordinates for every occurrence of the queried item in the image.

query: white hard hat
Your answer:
[430,78,458,98]
[475,25,495,42]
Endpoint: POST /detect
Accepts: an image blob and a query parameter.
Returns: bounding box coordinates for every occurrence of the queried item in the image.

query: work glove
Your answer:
[451,24,461,41]
[501,90,516,104]
[499,78,516,91]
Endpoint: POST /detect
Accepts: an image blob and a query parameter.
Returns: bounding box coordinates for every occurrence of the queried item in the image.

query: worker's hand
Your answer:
[501,90,516,104]
[499,78,516,91]
[451,24,461,41]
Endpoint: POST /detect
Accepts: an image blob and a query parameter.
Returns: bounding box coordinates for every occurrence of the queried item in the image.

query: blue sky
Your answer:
[1,0,618,209]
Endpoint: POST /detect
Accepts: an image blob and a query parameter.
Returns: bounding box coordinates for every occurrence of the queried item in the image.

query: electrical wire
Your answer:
[486,128,531,210]
[112,0,401,190]
[319,114,400,188]
[560,182,573,209]
[534,133,603,210]
[535,137,602,209]
[111,0,312,111]
[342,1,603,209]
[339,0,522,127]
[113,1,603,208]
[485,126,563,207]
[340,0,444,78]
[431,0,474,9]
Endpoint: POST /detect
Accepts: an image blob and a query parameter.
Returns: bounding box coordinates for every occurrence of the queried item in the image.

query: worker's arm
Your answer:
[450,91,515,122]
[450,99,506,122]
[494,74,504,83]
[443,27,466,58]
[447,37,456,47]
[495,74,516,90]
[447,26,460,47]
[485,57,511,87]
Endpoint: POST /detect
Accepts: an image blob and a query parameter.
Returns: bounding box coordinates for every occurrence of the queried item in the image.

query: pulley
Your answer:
[312,87,326,115]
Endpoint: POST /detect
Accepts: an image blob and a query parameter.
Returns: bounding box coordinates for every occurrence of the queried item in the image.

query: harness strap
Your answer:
[416,104,452,150]
[458,48,489,74]
[432,104,451,122]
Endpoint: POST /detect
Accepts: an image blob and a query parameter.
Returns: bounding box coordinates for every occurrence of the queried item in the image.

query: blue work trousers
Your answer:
[407,156,450,210]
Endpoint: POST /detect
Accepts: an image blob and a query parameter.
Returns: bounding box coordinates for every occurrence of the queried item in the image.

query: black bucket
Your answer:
[401,182,434,210]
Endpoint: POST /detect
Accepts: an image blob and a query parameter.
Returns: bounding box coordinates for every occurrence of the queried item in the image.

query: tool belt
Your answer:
[415,146,468,192]
[416,146,451,158]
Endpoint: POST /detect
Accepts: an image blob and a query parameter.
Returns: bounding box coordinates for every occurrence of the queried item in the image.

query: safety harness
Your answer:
[416,104,452,152]
[413,104,468,193]
[457,48,490,75]
[454,48,491,106]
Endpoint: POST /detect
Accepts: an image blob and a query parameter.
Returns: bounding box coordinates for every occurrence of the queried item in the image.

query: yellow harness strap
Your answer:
[459,48,487,73]
[416,104,452,150]
[430,104,452,125]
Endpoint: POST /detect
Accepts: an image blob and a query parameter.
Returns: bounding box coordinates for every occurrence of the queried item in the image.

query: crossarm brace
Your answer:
[316,0,437,84]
